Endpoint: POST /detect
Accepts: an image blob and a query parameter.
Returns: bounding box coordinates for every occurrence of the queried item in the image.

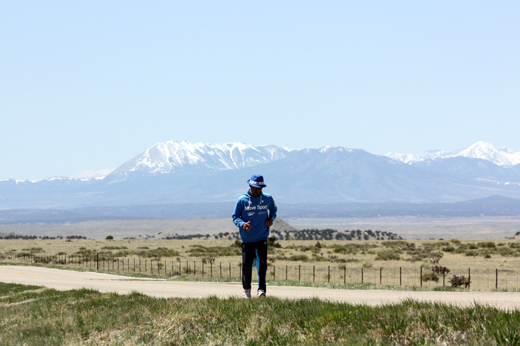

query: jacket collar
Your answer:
[246,189,262,198]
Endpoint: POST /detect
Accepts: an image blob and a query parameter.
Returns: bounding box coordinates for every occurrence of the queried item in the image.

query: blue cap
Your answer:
[247,174,266,188]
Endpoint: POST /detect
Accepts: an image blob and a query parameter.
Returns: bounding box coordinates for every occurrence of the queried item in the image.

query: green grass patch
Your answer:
[0,282,42,296]
[1,283,519,345]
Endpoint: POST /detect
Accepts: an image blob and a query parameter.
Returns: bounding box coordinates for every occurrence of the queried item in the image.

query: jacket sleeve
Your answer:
[268,197,277,221]
[232,199,245,228]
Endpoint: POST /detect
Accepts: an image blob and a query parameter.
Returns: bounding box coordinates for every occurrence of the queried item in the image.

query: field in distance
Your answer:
[2,216,520,240]
[3,236,520,272]
[287,216,520,240]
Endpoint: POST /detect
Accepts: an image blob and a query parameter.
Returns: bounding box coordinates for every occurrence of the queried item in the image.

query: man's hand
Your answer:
[265,219,273,227]
[243,221,252,231]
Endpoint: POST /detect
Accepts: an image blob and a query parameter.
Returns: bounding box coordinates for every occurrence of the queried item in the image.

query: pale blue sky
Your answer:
[1,1,519,180]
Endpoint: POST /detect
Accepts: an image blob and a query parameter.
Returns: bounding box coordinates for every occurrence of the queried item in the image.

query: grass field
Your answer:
[3,237,520,269]
[1,281,520,346]
[3,237,520,290]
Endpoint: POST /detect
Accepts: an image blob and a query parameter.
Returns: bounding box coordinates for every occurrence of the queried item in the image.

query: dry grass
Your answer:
[3,237,520,271]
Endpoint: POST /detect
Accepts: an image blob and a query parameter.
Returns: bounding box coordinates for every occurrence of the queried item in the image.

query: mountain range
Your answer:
[1,140,520,213]
[386,141,520,166]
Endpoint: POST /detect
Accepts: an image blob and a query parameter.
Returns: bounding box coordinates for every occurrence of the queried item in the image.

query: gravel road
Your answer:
[2,265,520,310]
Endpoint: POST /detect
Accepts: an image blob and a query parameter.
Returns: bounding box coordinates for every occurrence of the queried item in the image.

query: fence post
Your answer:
[211,263,213,278]
[273,265,276,280]
[220,262,222,278]
[313,266,316,283]
[496,268,498,290]
[328,266,330,283]
[299,265,301,282]
[96,251,99,270]
[400,267,402,286]
[361,268,364,284]
[344,266,346,284]
[229,262,231,278]
[468,268,471,289]
[380,267,382,285]
[420,267,423,287]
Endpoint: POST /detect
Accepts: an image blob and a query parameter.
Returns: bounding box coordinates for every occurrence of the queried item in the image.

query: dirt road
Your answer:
[2,265,520,310]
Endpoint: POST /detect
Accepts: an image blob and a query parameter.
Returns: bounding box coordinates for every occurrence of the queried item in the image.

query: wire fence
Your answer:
[7,253,520,291]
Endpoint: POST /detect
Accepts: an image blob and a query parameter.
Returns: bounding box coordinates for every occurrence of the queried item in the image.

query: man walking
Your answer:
[232,174,277,298]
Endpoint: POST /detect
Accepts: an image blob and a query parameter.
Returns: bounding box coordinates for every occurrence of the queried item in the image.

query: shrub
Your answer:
[106,235,114,240]
[186,245,239,257]
[454,246,468,254]
[422,273,439,282]
[332,244,361,254]
[287,255,309,262]
[498,247,515,256]
[267,236,282,248]
[429,252,443,264]
[381,240,409,248]
[139,247,181,258]
[431,266,450,277]
[375,250,400,261]
[449,275,471,288]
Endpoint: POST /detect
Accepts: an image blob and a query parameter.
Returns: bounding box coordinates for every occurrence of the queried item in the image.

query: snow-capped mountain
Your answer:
[386,141,520,166]
[108,140,292,180]
[2,140,520,210]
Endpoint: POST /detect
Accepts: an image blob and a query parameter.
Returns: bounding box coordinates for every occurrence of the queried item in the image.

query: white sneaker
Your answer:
[243,289,251,299]
[257,289,266,298]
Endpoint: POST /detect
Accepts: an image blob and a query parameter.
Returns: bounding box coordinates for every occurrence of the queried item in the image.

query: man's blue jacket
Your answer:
[232,190,277,243]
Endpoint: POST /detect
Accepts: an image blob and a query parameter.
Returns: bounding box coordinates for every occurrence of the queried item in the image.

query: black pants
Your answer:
[242,240,268,292]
